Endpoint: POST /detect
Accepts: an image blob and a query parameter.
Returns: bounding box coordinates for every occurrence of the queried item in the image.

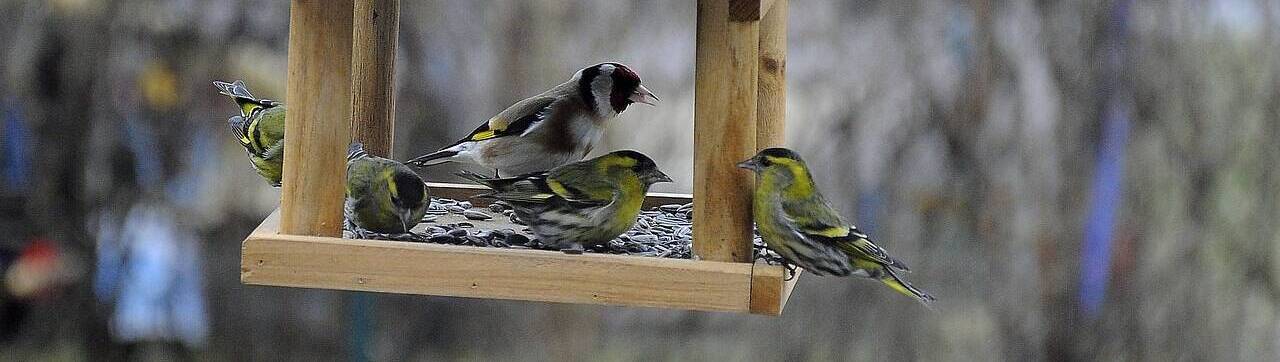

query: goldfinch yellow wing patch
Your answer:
[461,98,555,143]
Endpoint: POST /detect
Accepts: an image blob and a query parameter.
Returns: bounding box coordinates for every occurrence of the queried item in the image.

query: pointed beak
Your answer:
[400,210,415,233]
[646,170,673,184]
[629,84,659,106]
[736,159,760,172]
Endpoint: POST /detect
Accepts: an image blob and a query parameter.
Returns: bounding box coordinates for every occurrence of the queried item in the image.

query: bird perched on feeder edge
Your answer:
[214,80,286,187]
[346,143,431,234]
[456,150,672,254]
[407,62,659,176]
[737,147,936,305]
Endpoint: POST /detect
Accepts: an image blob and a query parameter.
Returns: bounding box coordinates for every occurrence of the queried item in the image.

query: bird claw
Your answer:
[783,262,799,281]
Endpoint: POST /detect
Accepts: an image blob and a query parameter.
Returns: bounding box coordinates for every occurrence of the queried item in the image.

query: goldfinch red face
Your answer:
[576,62,658,118]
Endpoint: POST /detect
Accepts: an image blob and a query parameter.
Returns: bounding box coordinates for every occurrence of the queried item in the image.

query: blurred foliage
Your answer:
[0,0,1278,360]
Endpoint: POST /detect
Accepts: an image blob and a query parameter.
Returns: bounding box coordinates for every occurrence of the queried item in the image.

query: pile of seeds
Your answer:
[344,198,788,266]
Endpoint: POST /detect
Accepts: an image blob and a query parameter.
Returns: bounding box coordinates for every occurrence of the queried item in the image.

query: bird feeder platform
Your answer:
[241,0,799,315]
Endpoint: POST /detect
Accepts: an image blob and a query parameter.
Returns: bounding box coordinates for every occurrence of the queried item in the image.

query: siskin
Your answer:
[346,143,431,234]
[214,80,286,187]
[407,63,658,176]
[457,150,671,253]
[738,147,935,304]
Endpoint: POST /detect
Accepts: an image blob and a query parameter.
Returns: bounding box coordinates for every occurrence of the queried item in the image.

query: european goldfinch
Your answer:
[738,148,935,304]
[346,143,431,234]
[457,150,672,253]
[407,63,658,176]
[214,80,286,187]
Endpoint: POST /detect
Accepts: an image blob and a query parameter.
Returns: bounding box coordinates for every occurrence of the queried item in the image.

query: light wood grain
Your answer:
[243,209,760,313]
[749,260,802,315]
[694,0,759,263]
[760,0,778,19]
[280,0,355,237]
[245,206,797,314]
[351,0,399,158]
[757,0,786,149]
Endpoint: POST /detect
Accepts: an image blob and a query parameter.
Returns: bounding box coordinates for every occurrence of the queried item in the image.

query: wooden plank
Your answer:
[694,0,759,263]
[760,0,778,19]
[244,209,796,314]
[350,0,400,157]
[756,0,786,149]
[748,260,802,315]
[427,182,693,209]
[242,213,755,312]
[280,0,355,237]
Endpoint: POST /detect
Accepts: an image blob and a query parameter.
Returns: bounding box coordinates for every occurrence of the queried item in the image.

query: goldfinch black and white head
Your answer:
[575,62,658,118]
[407,63,658,177]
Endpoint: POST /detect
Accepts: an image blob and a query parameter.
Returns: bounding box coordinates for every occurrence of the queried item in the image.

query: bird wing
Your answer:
[227,115,253,152]
[780,197,908,271]
[456,170,560,204]
[543,161,615,207]
[462,96,556,142]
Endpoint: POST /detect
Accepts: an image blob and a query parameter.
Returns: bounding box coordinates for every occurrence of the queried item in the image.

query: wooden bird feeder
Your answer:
[241,0,800,315]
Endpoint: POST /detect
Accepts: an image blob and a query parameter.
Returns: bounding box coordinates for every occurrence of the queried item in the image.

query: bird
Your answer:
[737,147,935,304]
[213,80,286,187]
[456,150,672,254]
[346,143,431,234]
[407,62,658,176]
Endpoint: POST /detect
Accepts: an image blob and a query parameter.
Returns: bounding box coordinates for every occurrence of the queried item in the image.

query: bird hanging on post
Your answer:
[456,150,672,254]
[214,80,286,187]
[737,147,936,305]
[346,143,431,234]
[406,63,659,176]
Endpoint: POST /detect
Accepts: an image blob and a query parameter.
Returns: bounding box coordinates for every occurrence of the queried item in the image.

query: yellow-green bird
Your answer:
[738,147,935,304]
[346,143,431,234]
[214,80,286,187]
[457,150,672,253]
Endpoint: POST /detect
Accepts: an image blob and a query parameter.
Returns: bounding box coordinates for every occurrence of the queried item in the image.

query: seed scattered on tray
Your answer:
[462,210,492,220]
[344,198,786,266]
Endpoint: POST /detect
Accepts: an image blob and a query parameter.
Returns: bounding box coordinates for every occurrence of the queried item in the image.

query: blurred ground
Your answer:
[1,0,1279,361]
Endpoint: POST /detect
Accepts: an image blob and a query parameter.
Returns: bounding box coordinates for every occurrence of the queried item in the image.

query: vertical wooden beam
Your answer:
[280,0,355,237]
[757,0,786,148]
[351,0,400,157]
[694,0,759,263]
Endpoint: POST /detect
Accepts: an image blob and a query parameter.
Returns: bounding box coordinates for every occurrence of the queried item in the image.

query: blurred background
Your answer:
[1,0,1278,360]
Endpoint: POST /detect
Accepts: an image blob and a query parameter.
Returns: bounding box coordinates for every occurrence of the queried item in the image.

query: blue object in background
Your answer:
[2,98,32,193]
[122,116,164,193]
[1079,0,1132,318]
[1079,104,1130,317]
[349,293,374,362]
[856,189,883,238]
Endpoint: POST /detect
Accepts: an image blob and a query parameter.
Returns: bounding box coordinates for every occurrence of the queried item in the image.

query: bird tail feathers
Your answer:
[453,170,501,199]
[879,267,936,306]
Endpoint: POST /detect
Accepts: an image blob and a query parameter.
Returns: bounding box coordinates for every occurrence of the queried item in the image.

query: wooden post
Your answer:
[280,0,355,237]
[694,0,760,263]
[757,0,786,148]
[351,0,399,157]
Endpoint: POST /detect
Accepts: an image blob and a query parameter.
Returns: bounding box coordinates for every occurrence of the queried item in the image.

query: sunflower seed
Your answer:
[463,210,492,220]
